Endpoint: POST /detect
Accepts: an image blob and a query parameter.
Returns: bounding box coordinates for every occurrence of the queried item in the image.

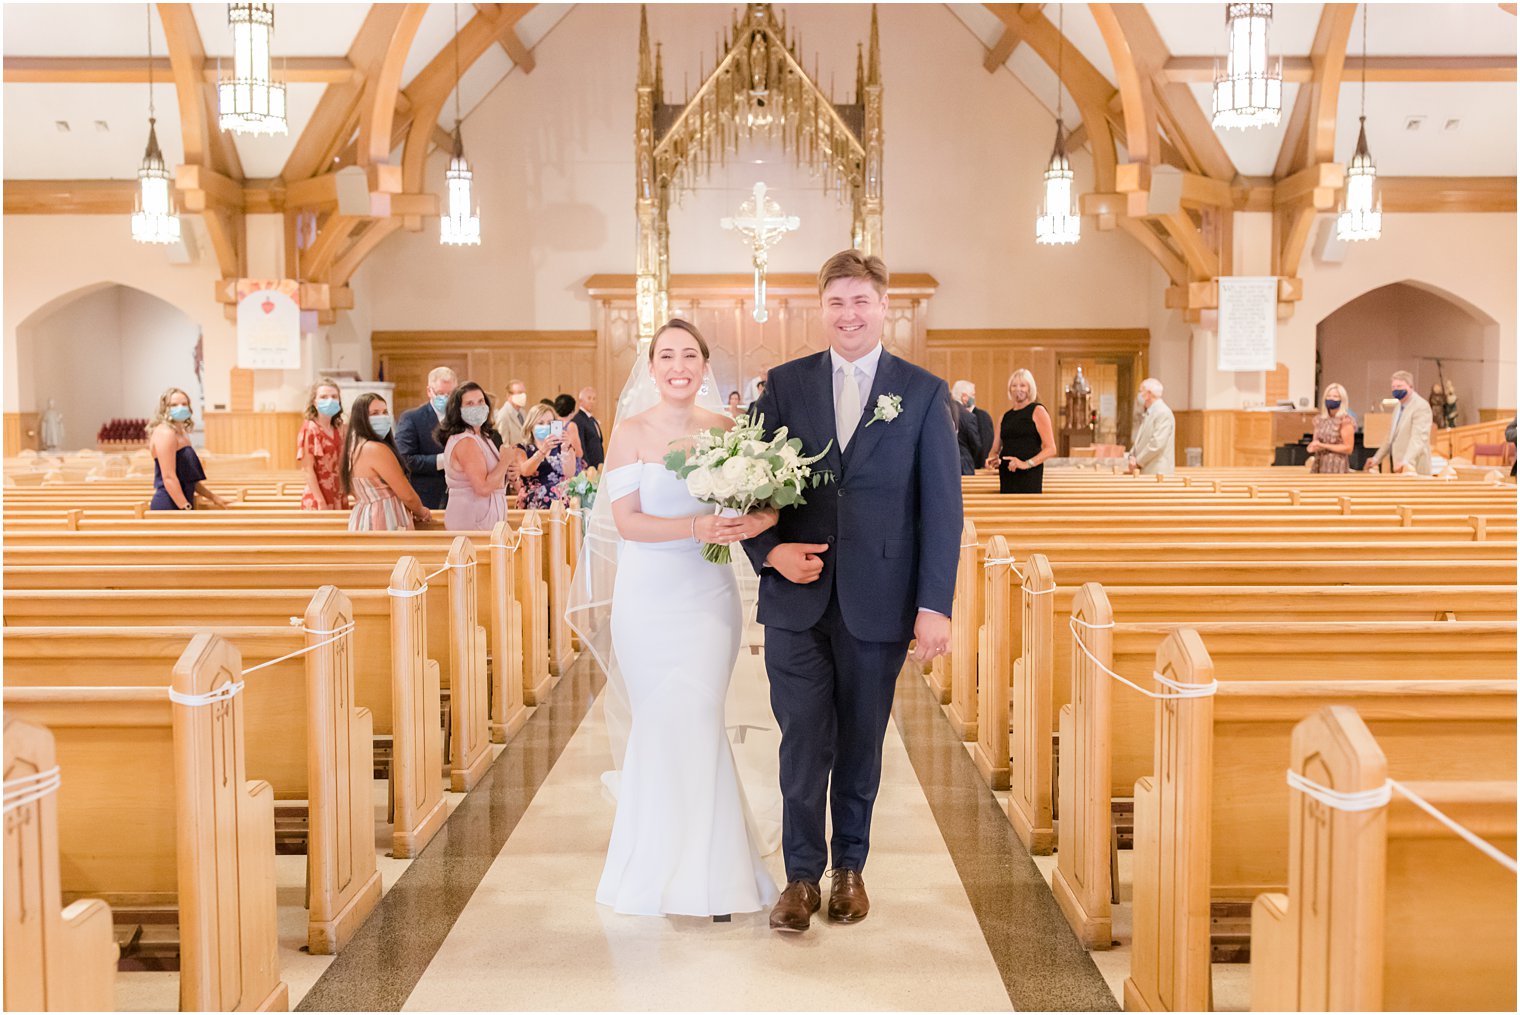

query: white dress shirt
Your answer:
[830,342,883,424]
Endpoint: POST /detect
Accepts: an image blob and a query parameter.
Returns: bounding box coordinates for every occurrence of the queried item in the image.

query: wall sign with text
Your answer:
[1217,276,1278,372]
[236,279,301,370]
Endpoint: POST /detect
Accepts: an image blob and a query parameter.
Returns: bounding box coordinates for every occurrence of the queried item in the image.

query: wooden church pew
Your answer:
[4,717,118,1012]
[4,586,382,953]
[1121,641,1516,1012]
[1250,706,1517,1012]
[1053,584,1515,952]
[2,634,290,1011]
[2,558,452,855]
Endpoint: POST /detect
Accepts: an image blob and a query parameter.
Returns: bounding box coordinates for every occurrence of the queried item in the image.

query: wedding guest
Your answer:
[954,398,983,475]
[985,368,1056,494]
[1308,382,1355,474]
[395,366,456,510]
[513,402,576,510]
[553,393,586,468]
[952,380,994,468]
[727,390,745,419]
[342,393,431,530]
[297,378,346,510]
[1127,378,1176,475]
[494,378,530,447]
[1365,370,1434,475]
[148,387,229,511]
[436,382,512,530]
[574,385,605,469]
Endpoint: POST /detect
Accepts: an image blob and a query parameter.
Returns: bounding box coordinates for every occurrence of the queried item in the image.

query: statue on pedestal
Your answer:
[39,398,64,452]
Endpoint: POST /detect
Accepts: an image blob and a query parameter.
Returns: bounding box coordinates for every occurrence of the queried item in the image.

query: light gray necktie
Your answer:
[836,364,861,451]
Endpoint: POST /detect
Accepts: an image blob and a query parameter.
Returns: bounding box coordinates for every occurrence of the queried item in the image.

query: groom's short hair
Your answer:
[818,249,889,298]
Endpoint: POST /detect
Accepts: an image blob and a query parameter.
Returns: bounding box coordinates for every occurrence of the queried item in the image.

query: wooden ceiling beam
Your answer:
[157,4,241,181]
[1089,3,1161,169]
[476,3,537,73]
[981,3,1041,72]
[1378,176,1517,213]
[1277,4,1357,179]
[3,179,137,214]
[357,5,429,169]
[1164,55,1516,84]
[3,56,355,85]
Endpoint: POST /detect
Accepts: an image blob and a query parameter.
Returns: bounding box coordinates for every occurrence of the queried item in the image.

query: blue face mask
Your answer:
[316,398,341,418]
[168,405,192,422]
[370,414,393,439]
[532,424,553,441]
[1393,388,1409,400]
[1325,399,1341,411]
[431,394,449,414]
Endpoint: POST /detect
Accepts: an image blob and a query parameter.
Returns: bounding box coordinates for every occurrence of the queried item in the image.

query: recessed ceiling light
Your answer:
[1443,118,1461,132]
[54,120,70,133]
[94,120,110,132]
[1403,115,1426,131]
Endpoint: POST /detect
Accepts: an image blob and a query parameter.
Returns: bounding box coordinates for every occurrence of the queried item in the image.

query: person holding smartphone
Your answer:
[512,401,577,509]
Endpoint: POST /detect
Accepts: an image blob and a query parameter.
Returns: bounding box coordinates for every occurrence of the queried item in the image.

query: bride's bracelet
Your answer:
[690,516,698,542]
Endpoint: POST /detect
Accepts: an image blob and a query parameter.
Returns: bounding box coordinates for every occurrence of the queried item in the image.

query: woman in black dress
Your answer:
[986,368,1057,494]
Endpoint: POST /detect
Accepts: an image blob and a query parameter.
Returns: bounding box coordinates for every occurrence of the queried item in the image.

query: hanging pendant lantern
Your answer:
[218,3,287,136]
[1336,7,1381,242]
[1035,120,1080,245]
[1212,3,1283,130]
[440,123,481,246]
[132,6,180,245]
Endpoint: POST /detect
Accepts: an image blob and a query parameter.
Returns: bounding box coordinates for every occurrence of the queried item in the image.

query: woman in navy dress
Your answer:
[148,387,227,511]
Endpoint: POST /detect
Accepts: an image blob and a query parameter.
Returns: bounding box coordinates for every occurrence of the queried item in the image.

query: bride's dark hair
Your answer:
[649,318,710,361]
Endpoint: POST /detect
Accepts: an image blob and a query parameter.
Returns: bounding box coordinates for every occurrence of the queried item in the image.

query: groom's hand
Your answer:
[911,611,952,663]
[765,543,829,584]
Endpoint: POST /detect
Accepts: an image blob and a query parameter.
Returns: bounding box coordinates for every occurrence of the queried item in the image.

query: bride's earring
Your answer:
[698,382,710,397]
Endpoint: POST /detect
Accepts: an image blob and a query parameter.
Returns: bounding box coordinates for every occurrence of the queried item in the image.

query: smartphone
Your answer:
[550,420,566,436]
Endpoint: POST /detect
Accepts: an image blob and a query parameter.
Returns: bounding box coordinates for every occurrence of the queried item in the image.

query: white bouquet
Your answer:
[663,413,833,564]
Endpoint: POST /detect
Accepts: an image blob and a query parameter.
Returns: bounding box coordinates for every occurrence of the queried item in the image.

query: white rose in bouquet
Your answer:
[664,412,834,564]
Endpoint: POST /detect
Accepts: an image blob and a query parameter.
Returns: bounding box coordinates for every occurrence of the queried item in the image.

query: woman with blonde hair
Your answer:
[985,368,1056,494]
[512,401,576,509]
[148,386,228,511]
[1308,382,1355,474]
[297,378,346,510]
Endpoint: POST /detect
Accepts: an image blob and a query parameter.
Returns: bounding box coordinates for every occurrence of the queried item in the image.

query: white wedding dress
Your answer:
[594,460,779,917]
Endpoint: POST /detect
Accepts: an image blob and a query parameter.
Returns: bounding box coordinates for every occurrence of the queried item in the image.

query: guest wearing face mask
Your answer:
[1365,370,1433,475]
[298,378,347,510]
[342,393,432,530]
[148,386,229,511]
[436,382,513,530]
[395,366,457,511]
[952,380,994,471]
[494,378,530,448]
[511,402,575,510]
[1307,382,1354,474]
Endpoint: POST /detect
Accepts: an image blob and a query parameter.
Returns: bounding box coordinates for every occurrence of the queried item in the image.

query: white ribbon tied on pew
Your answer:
[980,555,1058,596]
[485,526,544,554]
[3,765,62,815]
[168,679,245,707]
[1067,616,1220,700]
[386,556,488,598]
[1288,769,1519,874]
[233,620,357,676]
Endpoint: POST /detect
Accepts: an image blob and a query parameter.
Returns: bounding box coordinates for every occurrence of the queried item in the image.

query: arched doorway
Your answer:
[1315,280,1500,428]
[15,283,203,451]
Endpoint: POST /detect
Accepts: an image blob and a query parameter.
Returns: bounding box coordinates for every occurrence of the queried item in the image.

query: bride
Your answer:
[590,318,780,918]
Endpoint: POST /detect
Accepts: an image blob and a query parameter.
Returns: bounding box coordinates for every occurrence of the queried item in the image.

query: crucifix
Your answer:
[721,181,800,323]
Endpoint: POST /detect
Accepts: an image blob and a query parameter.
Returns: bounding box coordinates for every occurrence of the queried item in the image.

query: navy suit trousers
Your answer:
[764,586,911,883]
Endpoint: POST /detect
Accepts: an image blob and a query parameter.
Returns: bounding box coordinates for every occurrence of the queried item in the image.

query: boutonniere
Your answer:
[866,393,903,427]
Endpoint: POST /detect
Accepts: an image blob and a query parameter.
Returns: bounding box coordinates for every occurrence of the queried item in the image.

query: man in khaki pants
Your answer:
[1127,378,1175,475]
[1365,370,1433,475]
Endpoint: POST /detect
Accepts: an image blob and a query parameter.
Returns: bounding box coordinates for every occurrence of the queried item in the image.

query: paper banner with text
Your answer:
[236,279,301,370]
[1216,276,1278,372]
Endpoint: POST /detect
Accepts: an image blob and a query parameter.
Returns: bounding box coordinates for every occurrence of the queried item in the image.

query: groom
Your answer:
[743,249,962,933]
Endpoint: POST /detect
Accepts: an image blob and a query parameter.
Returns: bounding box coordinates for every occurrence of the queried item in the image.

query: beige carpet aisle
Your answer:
[402,652,1013,1012]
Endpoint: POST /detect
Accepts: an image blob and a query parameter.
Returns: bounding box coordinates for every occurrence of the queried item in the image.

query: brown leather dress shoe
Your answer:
[827,869,870,923]
[769,880,821,933]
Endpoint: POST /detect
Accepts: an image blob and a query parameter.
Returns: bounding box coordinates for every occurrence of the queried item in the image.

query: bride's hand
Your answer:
[724,507,777,541]
[693,514,739,543]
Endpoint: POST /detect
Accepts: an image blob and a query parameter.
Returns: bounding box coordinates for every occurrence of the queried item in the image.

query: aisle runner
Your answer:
[402,653,1012,1012]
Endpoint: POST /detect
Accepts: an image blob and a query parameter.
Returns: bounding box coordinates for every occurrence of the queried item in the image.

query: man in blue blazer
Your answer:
[743,250,962,933]
[394,366,457,510]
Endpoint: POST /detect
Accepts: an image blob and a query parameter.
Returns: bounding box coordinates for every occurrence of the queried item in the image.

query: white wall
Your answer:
[362,3,1153,334]
[23,283,200,449]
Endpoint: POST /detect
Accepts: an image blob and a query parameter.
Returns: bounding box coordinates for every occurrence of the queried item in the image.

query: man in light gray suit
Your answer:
[1365,370,1434,475]
[1127,377,1176,475]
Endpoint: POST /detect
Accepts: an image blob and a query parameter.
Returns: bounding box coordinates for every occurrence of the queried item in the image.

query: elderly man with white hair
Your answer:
[1127,377,1175,475]
[951,379,994,471]
[395,365,458,509]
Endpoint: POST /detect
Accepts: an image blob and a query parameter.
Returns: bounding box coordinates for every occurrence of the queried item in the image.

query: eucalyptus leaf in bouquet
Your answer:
[664,413,833,564]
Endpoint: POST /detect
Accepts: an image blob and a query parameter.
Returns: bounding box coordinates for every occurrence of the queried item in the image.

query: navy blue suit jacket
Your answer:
[741,349,963,643]
[395,402,448,509]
